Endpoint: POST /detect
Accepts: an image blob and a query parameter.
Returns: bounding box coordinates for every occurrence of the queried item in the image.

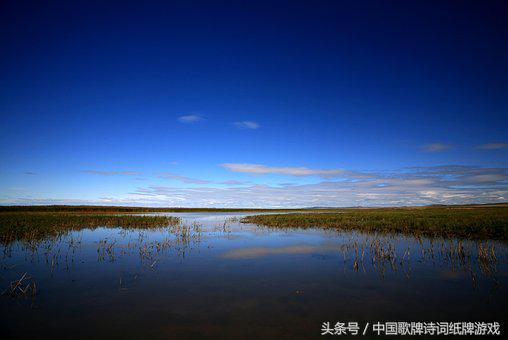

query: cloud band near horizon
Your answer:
[5,165,507,208]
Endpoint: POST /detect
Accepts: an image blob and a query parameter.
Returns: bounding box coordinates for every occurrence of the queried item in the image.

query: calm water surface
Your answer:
[1,213,507,339]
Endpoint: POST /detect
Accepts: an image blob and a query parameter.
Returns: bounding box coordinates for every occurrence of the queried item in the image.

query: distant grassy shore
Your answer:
[0,205,296,213]
[242,205,508,240]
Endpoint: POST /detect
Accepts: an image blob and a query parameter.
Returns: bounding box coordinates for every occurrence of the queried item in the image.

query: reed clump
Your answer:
[2,272,37,298]
[242,206,508,240]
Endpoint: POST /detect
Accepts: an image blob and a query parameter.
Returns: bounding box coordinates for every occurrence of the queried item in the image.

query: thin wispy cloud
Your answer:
[234,121,260,129]
[278,182,297,186]
[222,163,368,178]
[24,172,37,175]
[219,180,248,185]
[421,143,453,152]
[81,170,142,176]
[476,143,508,150]
[158,172,210,184]
[177,114,204,123]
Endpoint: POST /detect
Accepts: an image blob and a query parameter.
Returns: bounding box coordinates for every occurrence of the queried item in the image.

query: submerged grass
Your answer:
[242,206,508,240]
[0,212,180,244]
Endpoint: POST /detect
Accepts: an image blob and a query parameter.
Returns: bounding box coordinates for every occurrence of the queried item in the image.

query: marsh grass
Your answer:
[2,272,37,298]
[331,236,501,290]
[0,212,180,244]
[242,206,508,240]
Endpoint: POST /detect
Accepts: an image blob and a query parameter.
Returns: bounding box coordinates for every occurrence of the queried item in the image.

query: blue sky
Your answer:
[1,0,507,207]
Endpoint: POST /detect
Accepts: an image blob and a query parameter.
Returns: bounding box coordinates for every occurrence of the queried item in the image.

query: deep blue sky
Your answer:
[1,0,507,207]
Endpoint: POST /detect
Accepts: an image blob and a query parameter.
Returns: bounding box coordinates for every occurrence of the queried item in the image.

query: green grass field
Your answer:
[242,205,508,240]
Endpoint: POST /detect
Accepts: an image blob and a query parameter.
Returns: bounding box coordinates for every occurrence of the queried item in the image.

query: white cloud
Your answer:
[177,115,204,123]
[233,121,260,129]
[421,143,452,152]
[219,180,248,185]
[221,163,367,178]
[158,172,210,184]
[7,165,507,208]
[476,143,508,150]
[129,165,508,207]
[81,170,142,176]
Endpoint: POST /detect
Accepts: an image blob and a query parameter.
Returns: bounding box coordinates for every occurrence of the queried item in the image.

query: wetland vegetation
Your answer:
[0,212,180,244]
[0,205,293,244]
[242,205,508,240]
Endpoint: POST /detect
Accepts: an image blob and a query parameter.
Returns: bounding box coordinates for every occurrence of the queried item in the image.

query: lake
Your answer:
[1,212,506,338]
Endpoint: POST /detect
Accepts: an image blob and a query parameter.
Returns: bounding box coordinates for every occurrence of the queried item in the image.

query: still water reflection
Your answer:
[1,213,506,339]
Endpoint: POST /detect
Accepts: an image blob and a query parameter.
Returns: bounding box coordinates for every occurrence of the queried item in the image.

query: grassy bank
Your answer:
[242,206,508,240]
[0,212,180,244]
